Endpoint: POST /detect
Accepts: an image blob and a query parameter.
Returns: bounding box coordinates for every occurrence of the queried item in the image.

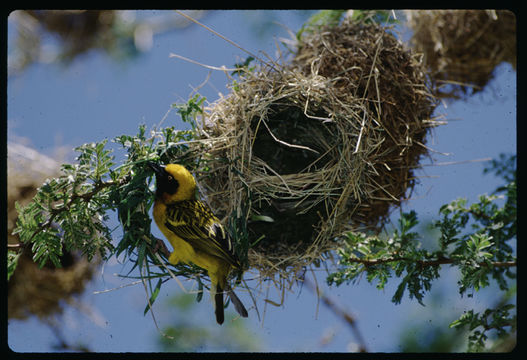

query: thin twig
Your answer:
[154,252,189,294]
[261,118,319,154]
[353,110,367,154]
[26,179,118,243]
[169,53,238,72]
[93,280,144,294]
[421,157,493,167]
[302,276,368,352]
[174,10,277,72]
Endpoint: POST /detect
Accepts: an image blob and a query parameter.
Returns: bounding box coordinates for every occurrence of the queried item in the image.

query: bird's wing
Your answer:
[164,200,240,268]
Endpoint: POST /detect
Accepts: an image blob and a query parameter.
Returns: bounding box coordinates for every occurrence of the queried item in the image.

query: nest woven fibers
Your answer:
[406,10,516,98]
[193,20,439,281]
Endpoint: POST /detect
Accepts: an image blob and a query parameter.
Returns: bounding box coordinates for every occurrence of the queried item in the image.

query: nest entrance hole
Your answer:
[251,103,337,175]
[248,103,339,256]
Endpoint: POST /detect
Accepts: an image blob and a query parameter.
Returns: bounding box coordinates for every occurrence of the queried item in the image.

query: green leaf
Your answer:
[392,275,409,305]
[450,310,475,328]
[250,215,274,223]
[196,277,204,303]
[172,94,206,130]
[231,56,255,76]
[144,278,163,316]
[8,250,22,281]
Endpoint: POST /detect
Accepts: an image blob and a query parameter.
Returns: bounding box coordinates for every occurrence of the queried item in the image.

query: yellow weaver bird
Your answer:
[149,162,248,324]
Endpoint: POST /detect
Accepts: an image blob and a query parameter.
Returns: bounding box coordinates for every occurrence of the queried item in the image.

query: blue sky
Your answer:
[7,10,516,352]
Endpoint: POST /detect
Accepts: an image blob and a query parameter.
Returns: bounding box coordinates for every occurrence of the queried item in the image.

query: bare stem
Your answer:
[347,256,516,268]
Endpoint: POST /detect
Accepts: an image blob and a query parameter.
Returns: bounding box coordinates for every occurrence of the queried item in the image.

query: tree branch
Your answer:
[25,178,122,244]
[346,256,516,268]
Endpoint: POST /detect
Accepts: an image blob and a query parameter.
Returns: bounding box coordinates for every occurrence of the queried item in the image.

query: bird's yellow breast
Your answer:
[153,201,196,264]
[153,200,230,278]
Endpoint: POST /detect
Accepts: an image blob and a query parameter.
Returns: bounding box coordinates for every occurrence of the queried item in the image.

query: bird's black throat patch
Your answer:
[156,172,179,196]
[149,163,180,197]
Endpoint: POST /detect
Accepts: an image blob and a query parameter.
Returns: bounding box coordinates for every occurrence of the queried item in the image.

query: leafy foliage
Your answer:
[449,304,516,352]
[11,96,215,309]
[348,10,396,25]
[297,10,397,40]
[327,211,442,305]
[231,56,255,77]
[7,250,21,281]
[300,10,347,31]
[13,140,117,267]
[328,154,516,351]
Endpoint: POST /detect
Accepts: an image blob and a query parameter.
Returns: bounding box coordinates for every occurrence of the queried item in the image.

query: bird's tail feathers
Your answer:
[226,283,249,318]
[214,283,225,325]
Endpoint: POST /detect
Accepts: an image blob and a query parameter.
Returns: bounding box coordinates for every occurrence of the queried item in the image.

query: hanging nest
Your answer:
[406,10,516,98]
[8,251,96,320]
[23,10,116,61]
[8,143,98,320]
[194,20,438,282]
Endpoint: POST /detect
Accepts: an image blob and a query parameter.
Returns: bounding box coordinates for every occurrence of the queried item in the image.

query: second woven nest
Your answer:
[406,10,516,98]
[193,20,438,281]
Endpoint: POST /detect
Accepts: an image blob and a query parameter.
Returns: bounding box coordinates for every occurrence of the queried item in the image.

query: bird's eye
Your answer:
[167,175,173,181]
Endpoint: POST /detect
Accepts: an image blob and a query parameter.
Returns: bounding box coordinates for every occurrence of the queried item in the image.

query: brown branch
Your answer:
[303,276,368,352]
[346,256,516,268]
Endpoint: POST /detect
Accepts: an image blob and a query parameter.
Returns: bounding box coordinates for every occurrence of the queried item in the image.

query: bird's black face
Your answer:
[148,162,179,197]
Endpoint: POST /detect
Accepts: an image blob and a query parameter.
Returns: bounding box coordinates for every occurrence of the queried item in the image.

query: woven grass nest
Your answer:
[23,10,116,61]
[406,10,516,98]
[194,20,438,281]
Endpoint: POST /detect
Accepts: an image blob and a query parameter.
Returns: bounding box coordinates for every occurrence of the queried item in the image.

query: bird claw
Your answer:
[152,238,170,259]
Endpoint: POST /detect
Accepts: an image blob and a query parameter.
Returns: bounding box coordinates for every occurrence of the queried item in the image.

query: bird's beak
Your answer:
[148,162,166,177]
